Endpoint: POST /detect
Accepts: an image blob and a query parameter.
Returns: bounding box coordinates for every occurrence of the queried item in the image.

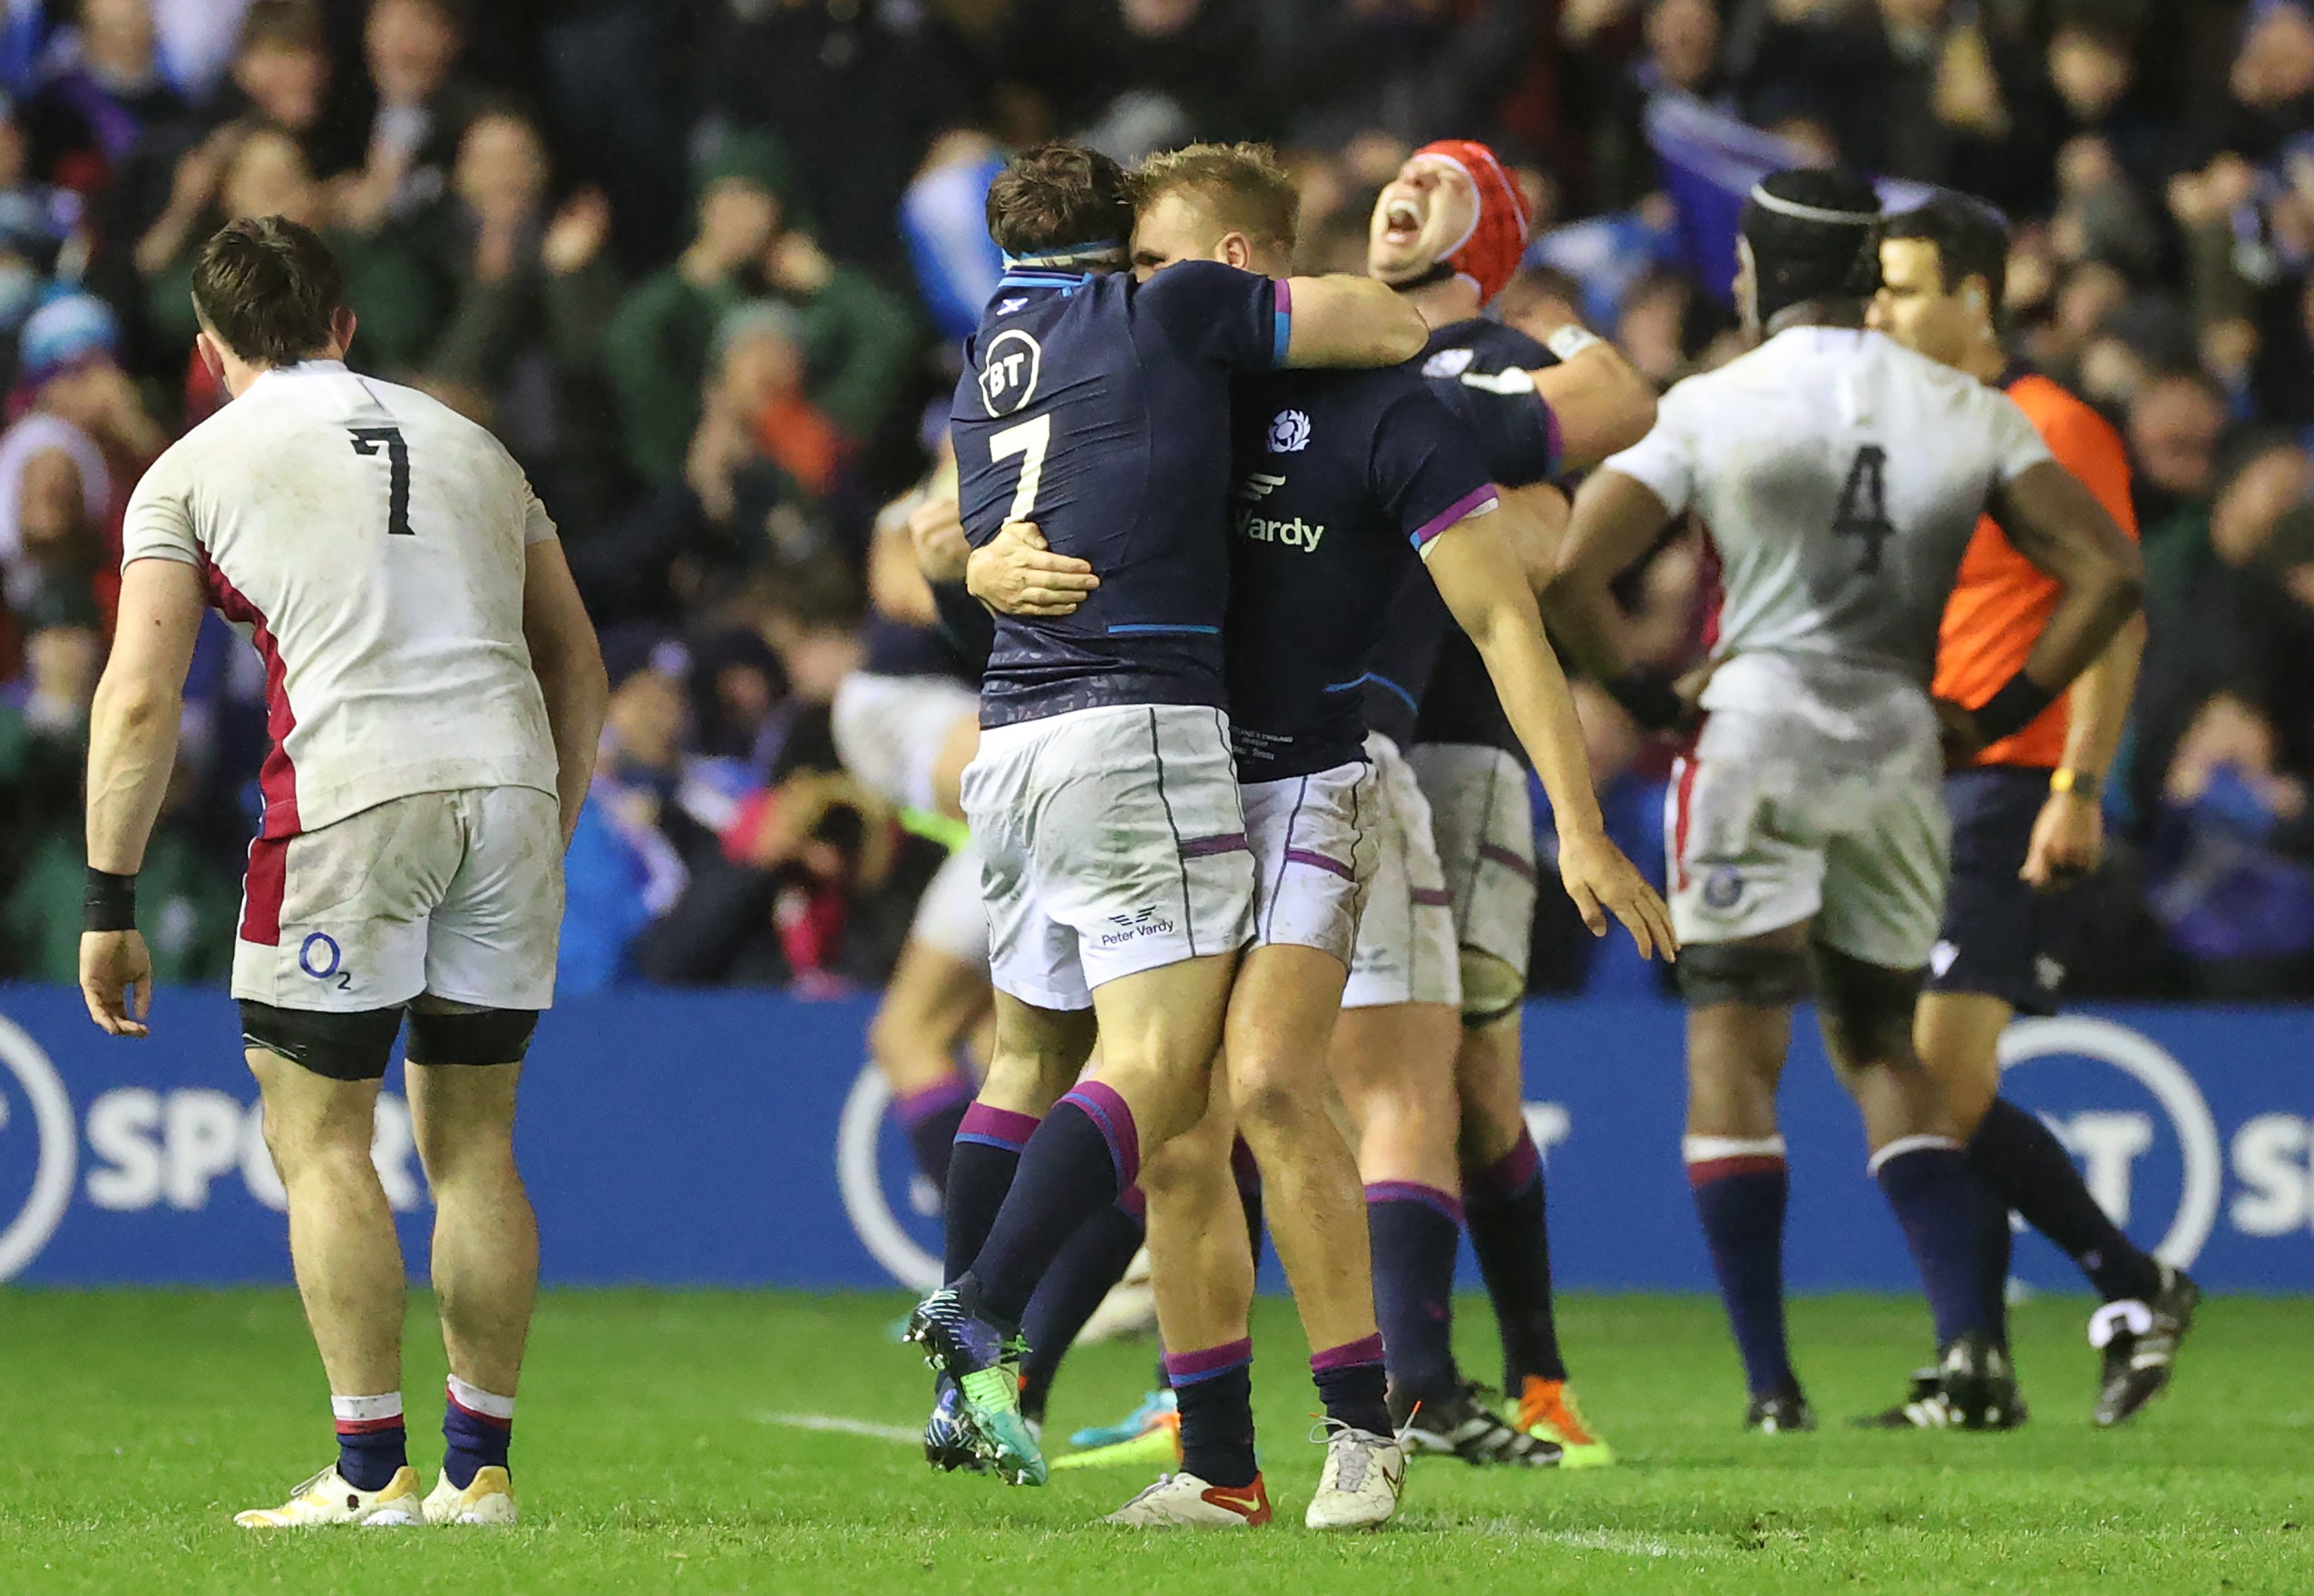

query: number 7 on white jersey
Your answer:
[991,414,1050,521]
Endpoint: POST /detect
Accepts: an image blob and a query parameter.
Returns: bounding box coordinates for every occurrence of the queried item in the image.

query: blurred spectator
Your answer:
[1264,0,1533,154]
[22,0,186,194]
[601,131,915,487]
[997,0,1264,158]
[210,0,351,175]
[334,0,481,235]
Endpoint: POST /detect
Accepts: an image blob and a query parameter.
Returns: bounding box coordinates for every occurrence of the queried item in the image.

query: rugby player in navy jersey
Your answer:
[970,142,1671,1528]
[903,141,1433,1498]
[1337,142,1661,1465]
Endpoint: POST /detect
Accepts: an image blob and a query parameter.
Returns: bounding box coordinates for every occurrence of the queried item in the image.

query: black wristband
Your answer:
[84,867,137,933]
[1606,669,1688,733]
[1970,672,2057,746]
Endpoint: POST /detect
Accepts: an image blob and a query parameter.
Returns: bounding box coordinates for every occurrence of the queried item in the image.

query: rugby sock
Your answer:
[1974,1172,2016,1352]
[1018,1186,1147,1423]
[331,1392,406,1491]
[963,1083,1139,1328]
[1311,1333,1393,1437]
[943,1103,1038,1283]
[1366,1182,1463,1403]
[1686,1137,1799,1398]
[442,1377,514,1489]
[1870,1136,1989,1347]
[1166,1339,1257,1489]
[898,1076,973,1196]
[1969,1096,2163,1304]
[1462,1128,1569,1387]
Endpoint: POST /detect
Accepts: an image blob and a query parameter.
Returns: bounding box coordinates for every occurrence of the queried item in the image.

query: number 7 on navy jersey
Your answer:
[990,414,1050,521]
[348,425,414,536]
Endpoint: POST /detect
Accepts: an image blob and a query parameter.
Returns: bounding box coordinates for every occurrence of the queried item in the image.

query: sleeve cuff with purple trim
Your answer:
[1411,485,1498,560]
[1270,277,1293,366]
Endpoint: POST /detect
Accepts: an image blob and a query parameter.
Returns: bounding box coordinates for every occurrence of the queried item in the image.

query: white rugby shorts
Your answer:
[1343,733,1460,1009]
[962,705,1255,1010]
[831,671,979,814]
[232,785,562,1013]
[911,839,991,967]
[1242,756,1379,967]
[1409,743,1538,993]
[1666,699,1950,970]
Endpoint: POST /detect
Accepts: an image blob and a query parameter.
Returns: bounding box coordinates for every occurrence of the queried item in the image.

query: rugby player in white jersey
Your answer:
[1545,169,2143,1431]
[79,217,607,1526]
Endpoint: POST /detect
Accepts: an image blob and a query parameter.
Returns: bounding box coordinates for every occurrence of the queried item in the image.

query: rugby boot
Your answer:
[1103,1472,1272,1527]
[1392,1381,1562,1467]
[1305,1419,1406,1530]
[905,1288,1047,1484]
[923,1371,986,1473]
[234,1465,423,1528]
[1743,1387,1817,1435]
[2092,1265,2200,1427]
[1512,1377,1616,1467]
[422,1466,517,1526]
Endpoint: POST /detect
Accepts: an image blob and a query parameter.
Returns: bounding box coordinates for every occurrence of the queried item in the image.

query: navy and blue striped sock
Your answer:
[1463,1128,1568,1387]
[1311,1333,1392,1436]
[943,1102,1038,1283]
[1019,1187,1147,1422]
[896,1076,973,1197]
[965,1083,1138,1328]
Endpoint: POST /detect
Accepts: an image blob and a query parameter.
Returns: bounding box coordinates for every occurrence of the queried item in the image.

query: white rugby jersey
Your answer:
[122,360,559,839]
[1607,326,2052,705]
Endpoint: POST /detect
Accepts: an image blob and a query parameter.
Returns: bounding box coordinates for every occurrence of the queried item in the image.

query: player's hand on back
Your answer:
[965,521,1099,617]
[80,929,153,1037]
[1556,828,1677,962]
[907,496,971,585]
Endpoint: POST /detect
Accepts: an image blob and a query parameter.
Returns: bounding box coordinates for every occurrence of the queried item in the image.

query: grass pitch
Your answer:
[0,1288,2305,1595]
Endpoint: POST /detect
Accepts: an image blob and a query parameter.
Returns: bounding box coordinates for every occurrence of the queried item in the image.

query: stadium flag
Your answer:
[1645,94,1936,304]
[902,149,1006,345]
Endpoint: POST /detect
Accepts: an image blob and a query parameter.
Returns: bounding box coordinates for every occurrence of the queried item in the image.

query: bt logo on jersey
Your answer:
[978,329,1042,417]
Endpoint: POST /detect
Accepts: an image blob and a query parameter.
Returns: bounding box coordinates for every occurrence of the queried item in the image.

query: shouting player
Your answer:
[1870,195,2196,1427]
[904,141,1429,1500]
[1345,141,1657,1464]
[1546,170,2143,1432]
[80,217,607,1525]
[970,142,1670,1525]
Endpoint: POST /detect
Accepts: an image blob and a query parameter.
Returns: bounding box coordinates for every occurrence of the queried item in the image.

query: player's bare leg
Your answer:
[1334,1001,1462,1194]
[927,714,979,823]
[873,939,992,1193]
[1681,933,1805,1431]
[1816,945,2015,1429]
[1108,1068,1272,1525]
[405,1046,532,1524]
[251,1048,404,1398]
[238,1046,423,1526]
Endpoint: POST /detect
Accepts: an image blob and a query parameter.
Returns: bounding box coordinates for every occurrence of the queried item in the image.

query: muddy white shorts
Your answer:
[1409,742,1538,992]
[1241,756,1380,967]
[232,785,563,1013]
[962,705,1255,1011]
[1343,734,1460,1009]
[912,838,991,967]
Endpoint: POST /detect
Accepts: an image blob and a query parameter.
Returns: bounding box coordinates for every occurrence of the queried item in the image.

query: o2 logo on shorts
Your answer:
[1702,867,1743,910]
[298,933,352,990]
[979,329,1042,417]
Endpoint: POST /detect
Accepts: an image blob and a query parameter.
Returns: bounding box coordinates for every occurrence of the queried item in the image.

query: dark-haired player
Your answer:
[972,141,1670,1526]
[1546,169,2144,1432]
[80,216,607,1526]
[903,141,1430,1498]
[1871,195,2195,1428]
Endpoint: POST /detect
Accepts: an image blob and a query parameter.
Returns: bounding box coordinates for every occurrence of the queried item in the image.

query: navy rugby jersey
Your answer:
[1361,318,1562,753]
[1224,367,1498,783]
[952,259,1289,728]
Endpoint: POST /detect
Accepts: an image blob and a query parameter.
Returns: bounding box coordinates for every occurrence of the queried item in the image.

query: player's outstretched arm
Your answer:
[1279,275,1430,368]
[522,538,609,849]
[83,557,205,1036]
[1974,461,2145,752]
[964,521,1098,617]
[1523,328,1658,472]
[1427,516,1675,961]
[1538,468,1692,729]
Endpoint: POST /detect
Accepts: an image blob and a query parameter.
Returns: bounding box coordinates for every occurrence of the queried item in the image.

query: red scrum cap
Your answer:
[1411,139,1532,306]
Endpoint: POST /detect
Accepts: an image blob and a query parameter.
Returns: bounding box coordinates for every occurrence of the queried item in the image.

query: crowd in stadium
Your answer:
[0,0,2309,1000]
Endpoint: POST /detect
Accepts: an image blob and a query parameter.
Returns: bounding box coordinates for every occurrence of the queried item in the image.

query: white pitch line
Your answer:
[756,1411,921,1445]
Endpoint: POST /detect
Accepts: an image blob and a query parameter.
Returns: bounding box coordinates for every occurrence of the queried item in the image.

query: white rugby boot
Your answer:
[1304,1421,1405,1531]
